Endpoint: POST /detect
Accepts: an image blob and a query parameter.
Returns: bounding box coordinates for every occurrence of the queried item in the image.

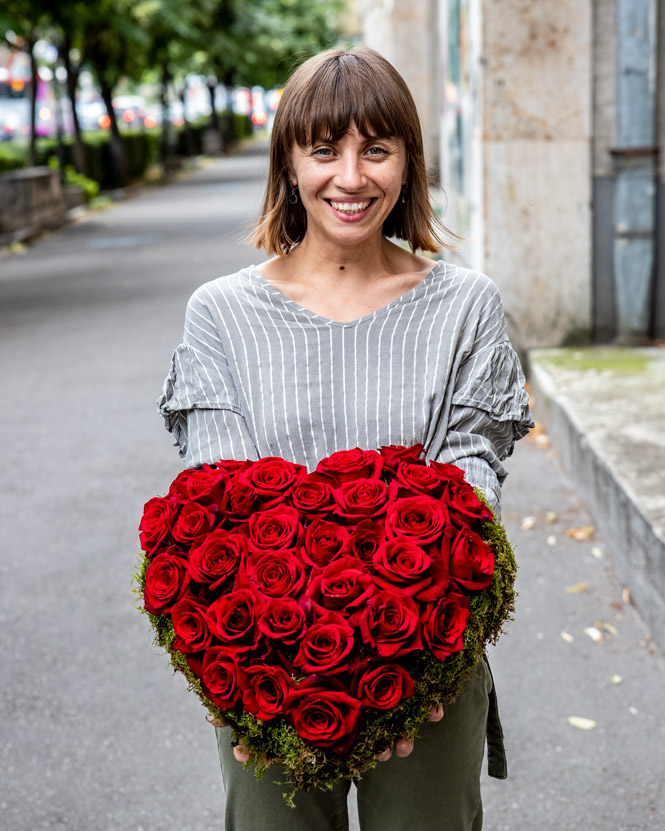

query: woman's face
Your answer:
[289,122,407,250]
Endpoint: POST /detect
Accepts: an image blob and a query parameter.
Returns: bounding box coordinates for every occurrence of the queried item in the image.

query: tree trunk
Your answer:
[207,77,220,133]
[28,36,38,167]
[98,73,127,185]
[179,80,195,157]
[62,31,87,176]
[51,73,66,183]
[160,63,172,165]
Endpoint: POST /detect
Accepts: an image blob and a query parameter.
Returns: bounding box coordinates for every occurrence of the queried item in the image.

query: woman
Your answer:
[159,47,532,831]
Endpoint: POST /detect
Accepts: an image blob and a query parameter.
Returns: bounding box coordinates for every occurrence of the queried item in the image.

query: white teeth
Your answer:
[330,199,372,213]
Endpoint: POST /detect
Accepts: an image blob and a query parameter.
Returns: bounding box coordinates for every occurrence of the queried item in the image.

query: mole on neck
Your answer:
[339,266,345,270]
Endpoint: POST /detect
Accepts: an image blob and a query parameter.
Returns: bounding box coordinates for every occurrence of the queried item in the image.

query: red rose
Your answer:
[395,462,446,498]
[372,539,449,601]
[168,464,230,509]
[284,676,362,755]
[171,503,216,547]
[300,519,349,568]
[448,526,495,590]
[248,506,301,552]
[343,519,386,566]
[244,548,306,598]
[422,591,471,660]
[333,478,395,520]
[359,590,423,658]
[238,457,306,507]
[315,448,383,485]
[444,479,494,527]
[187,529,246,590]
[242,664,293,721]
[305,556,374,619]
[294,612,355,674]
[206,586,262,652]
[290,475,337,517]
[201,646,247,711]
[171,596,213,654]
[257,597,307,645]
[139,496,178,555]
[379,443,425,472]
[385,495,449,544]
[428,461,466,483]
[226,482,257,522]
[143,551,190,615]
[355,662,416,709]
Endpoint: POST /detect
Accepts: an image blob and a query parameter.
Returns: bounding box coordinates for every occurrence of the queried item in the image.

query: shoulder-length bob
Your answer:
[249,47,454,255]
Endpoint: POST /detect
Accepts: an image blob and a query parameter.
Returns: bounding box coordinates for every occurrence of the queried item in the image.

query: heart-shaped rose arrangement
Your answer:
[135,445,516,797]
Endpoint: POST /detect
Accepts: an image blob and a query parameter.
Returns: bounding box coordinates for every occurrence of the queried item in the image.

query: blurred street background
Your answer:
[1,1,664,829]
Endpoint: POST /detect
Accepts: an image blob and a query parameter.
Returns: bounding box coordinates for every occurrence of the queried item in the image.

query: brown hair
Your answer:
[249,47,455,255]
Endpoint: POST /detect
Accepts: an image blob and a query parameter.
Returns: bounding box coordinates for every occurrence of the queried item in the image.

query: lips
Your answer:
[326,198,376,217]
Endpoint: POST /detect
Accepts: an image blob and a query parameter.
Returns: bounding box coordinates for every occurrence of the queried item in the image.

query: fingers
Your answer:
[394,737,414,757]
[429,703,444,722]
[233,740,251,763]
[375,746,392,762]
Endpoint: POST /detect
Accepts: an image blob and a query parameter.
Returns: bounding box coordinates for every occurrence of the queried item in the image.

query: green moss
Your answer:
[533,348,651,374]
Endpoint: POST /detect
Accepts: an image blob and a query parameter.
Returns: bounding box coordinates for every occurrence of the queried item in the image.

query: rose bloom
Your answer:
[355,662,416,710]
[305,556,374,619]
[315,448,384,485]
[333,478,395,520]
[168,464,230,509]
[372,538,449,601]
[143,551,190,615]
[245,548,306,598]
[290,475,337,517]
[359,589,423,658]
[444,479,494,527]
[257,597,307,645]
[343,519,386,566]
[284,676,362,755]
[171,503,216,547]
[422,591,471,661]
[385,495,449,544]
[206,586,262,652]
[448,526,495,590]
[139,496,178,555]
[300,519,350,568]
[395,461,447,498]
[242,664,294,721]
[238,457,306,506]
[379,443,425,472]
[294,612,356,674]
[171,596,213,654]
[187,529,246,590]
[428,461,466,483]
[201,646,247,711]
[225,481,257,522]
[248,505,301,552]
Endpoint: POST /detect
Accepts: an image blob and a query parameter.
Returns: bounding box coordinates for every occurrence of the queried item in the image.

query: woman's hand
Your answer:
[375,703,444,761]
[212,703,444,764]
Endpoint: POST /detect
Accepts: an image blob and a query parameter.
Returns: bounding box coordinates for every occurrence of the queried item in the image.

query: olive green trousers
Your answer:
[215,658,501,831]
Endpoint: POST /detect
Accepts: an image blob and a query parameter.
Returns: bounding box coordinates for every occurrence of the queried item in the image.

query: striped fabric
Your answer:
[158,261,533,514]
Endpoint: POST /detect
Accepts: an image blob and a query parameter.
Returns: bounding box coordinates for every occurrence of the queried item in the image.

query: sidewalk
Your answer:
[528,347,665,650]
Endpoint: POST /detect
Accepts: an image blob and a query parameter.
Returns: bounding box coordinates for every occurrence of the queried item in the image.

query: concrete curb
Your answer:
[528,356,665,649]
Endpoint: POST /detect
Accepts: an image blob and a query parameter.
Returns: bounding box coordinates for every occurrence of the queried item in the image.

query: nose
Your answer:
[335,150,366,191]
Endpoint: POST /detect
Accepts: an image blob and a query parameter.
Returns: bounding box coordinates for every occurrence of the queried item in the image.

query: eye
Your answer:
[366,146,389,157]
[312,146,334,157]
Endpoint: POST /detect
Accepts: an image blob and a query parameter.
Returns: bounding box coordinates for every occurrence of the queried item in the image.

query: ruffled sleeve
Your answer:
[157,292,259,467]
[436,340,533,515]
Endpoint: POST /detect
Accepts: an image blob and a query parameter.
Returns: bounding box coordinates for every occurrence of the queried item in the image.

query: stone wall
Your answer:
[0,167,67,243]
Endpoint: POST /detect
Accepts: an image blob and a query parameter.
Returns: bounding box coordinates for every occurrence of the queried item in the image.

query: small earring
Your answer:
[400,184,408,204]
[289,185,299,204]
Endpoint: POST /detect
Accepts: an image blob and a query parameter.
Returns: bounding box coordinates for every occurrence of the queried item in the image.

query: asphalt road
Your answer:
[1,145,663,831]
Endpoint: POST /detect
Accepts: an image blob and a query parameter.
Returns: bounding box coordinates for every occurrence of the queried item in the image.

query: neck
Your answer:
[287,232,398,286]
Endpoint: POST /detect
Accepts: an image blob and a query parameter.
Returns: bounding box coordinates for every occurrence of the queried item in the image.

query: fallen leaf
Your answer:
[566,526,596,541]
[545,511,557,524]
[584,626,603,643]
[622,587,631,605]
[565,582,589,594]
[602,622,618,636]
[591,547,603,559]
[561,631,574,643]
[521,516,536,531]
[547,535,557,546]
[629,707,638,716]
[610,674,622,685]
[568,716,596,730]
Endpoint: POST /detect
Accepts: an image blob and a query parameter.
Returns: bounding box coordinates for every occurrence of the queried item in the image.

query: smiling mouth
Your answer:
[326,198,375,215]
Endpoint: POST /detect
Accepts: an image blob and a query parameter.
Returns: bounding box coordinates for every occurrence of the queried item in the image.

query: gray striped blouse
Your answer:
[158,260,533,515]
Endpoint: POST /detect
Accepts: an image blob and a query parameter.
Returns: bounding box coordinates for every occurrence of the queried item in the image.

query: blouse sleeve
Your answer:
[157,290,259,467]
[435,283,533,516]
